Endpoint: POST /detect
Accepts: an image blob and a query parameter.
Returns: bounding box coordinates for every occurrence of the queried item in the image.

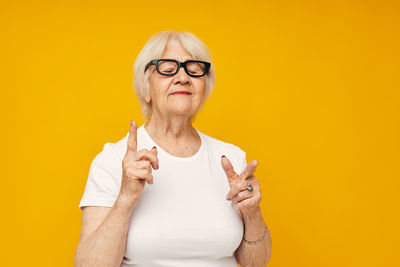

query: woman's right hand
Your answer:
[119,120,159,201]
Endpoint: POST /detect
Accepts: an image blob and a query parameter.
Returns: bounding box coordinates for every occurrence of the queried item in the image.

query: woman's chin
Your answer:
[168,107,197,117]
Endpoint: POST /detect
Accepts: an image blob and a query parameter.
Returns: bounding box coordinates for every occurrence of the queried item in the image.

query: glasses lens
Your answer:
[158,60,178,75]
[186,61,206,76]
[157,60,208,76]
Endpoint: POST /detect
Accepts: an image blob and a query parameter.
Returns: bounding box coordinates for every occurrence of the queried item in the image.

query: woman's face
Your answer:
[146,39,206,119]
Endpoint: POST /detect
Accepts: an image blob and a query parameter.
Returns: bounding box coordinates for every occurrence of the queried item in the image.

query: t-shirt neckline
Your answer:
[140,124,205,162]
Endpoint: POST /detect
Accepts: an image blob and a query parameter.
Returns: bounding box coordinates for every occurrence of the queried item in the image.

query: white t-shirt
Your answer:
[79,124,248,267]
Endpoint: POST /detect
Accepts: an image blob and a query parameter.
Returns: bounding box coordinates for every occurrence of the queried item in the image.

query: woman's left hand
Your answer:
[221,155,262,218]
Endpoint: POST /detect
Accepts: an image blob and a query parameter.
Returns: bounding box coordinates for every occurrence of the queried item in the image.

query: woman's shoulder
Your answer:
[198,129,245,154]
[91,132,129,164]
[198,129,247,171]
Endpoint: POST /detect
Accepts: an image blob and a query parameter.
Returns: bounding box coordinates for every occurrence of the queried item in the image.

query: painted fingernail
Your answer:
[221,155,226,159]
[152,146,157,150]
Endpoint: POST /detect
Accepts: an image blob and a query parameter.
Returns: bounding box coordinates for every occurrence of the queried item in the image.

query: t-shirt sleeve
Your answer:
[78,142,122,210]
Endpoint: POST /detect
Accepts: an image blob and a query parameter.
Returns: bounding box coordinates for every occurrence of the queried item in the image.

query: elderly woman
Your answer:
[75,30,272,267]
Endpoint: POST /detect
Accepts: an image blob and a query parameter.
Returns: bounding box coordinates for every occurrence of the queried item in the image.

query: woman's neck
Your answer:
[144,111,200,147]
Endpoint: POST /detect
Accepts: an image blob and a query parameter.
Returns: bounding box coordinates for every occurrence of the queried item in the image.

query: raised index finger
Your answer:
[126,120,138,154]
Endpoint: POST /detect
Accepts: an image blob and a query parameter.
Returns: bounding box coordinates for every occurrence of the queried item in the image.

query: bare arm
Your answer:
[235,207,272,267]
[74,194,136,267]
[75,121,158,266]
[221,155,271,266]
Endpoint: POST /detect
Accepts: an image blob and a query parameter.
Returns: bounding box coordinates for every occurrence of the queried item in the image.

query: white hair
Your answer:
[133,30,216,121]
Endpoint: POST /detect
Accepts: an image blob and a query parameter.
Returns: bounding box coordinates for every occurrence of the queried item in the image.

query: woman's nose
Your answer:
[173,66,190,83]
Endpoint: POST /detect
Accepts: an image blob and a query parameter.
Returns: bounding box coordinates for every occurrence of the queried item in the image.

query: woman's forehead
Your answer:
[162,40,193,61]
[161,46,193,61]
[159,56,194,61]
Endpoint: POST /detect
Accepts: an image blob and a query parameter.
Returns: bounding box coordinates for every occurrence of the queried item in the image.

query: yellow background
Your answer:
[1,0,399,266]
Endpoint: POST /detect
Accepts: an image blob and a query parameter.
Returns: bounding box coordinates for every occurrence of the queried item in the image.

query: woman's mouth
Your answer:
[171,91,192,95]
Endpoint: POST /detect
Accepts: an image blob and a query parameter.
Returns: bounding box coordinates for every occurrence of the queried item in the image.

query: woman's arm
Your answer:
[235,207,272,267]
[75,121,159,266]
[74,194,136,267]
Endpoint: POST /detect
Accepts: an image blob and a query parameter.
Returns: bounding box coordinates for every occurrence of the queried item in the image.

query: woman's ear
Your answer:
[145,84,151,103]
[145,93,151,103]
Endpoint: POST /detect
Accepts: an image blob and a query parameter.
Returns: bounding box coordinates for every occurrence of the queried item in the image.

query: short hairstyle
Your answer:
[133,30,216,121]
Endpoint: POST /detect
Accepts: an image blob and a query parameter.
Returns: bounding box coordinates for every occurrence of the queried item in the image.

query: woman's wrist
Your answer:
[242,206,263,223]
[242,206,267,242]
[116,193,137,213]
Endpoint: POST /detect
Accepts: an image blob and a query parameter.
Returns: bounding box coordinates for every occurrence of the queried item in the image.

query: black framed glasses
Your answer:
[144,59,211,77]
